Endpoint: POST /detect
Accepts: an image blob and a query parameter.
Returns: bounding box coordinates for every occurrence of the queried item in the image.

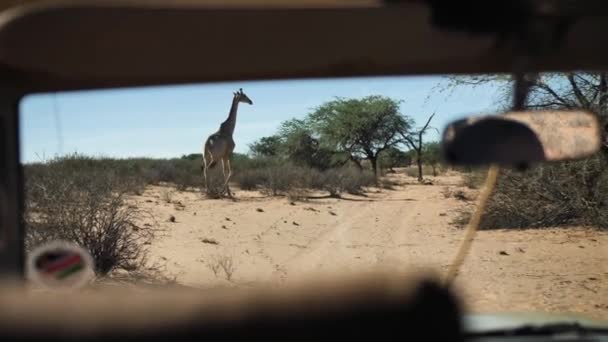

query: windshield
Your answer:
[18,73,608,324]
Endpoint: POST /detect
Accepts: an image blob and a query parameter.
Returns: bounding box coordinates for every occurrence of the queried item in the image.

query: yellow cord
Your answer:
[444,165,500,287]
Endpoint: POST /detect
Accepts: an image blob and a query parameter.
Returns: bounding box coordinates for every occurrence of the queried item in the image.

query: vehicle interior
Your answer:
[0,0,607,341]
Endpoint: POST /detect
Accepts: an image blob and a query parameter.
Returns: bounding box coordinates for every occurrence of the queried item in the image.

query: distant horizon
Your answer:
[19,75,502,164]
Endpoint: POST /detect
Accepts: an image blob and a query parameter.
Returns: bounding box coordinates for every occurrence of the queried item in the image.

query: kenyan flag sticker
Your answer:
[27,241,94,290]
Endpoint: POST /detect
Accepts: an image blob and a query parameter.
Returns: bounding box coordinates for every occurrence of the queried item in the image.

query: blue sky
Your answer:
[19,75,502,163]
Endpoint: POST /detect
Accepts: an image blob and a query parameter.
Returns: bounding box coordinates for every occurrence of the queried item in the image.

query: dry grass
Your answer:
[161,189,174,203]
[451,209,472,228]
[461,169,487,189]
[404,165,444,179]
[233,164,376,198]
[453,190,469,201]
[479,155,608,229]
[207,254,236,281]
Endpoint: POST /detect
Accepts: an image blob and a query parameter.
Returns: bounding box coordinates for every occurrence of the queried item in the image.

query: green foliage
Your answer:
[379,147,411,172]
[230,152,253,169]
[248,135,282,157]
[279,119,321,166]
[180,153,202,160]
[249,118,339,170]
[248,95,418,175]
[308,95,413,174]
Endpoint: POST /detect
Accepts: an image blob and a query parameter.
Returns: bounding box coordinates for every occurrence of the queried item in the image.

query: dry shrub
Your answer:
[24,155,158,276]
[310,169,342,197]
[347,168,378,192]
[233,163,307,196]
[202,167,229,199]
[234,169,264,191]
[234,163,375,198]
[404,165,440,179]
[260,164,308,196]
[428,164,447,177]
[479,154,608,230]
[404,167,419,178]
[379,178,398,190]
[451,208,472,228]
[311,167,375,197]
[453,190,469,201]
[207,254,236,281]
[461,169,487,189]
[153,160,199,190]
[287,189,310,202]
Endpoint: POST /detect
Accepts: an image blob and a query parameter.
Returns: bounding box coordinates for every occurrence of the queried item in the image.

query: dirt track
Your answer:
[131,172,608,320]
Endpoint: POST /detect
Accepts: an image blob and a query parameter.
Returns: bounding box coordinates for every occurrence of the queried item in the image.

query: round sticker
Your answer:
[27,240,94,290]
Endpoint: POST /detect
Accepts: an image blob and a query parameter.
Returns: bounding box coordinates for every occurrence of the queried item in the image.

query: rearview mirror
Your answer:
[441,110,602,168]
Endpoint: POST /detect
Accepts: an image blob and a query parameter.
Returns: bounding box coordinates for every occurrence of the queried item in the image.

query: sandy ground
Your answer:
[129,171,608,321]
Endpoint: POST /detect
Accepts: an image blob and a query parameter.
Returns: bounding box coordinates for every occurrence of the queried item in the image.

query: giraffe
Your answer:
[202,88,253,198]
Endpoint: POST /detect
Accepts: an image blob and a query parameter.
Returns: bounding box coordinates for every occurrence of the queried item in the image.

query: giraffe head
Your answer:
[234,88,253,105]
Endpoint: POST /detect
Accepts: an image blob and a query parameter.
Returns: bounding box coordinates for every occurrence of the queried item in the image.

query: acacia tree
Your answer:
[399,113,435,182]
[248,135,282,157]
[249,119,338,170]
[277,118,336,170]
[308,95,413,176]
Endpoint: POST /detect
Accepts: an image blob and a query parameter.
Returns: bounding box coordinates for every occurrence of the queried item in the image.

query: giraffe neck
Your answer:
[219,96,240,136]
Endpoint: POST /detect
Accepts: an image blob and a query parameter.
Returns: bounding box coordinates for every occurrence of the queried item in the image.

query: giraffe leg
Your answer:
[220,158,234,198]
[224,158,234,198]
[220,158,229,197]
[202,160,208,191]
[203,150,216,195]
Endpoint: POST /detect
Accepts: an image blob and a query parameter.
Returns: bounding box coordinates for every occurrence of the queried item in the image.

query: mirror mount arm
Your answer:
[508,13,572,111]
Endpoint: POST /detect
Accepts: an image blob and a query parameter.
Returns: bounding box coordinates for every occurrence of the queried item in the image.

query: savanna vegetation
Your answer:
[23,95,443,279]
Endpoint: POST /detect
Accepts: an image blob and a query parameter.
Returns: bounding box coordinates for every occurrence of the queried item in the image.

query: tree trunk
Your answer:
[432,164,437,177]
[370,157,378,177]
[416,154,423,182]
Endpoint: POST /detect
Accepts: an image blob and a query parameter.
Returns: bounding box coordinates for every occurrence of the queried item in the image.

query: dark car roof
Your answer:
[0,0,606,94]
